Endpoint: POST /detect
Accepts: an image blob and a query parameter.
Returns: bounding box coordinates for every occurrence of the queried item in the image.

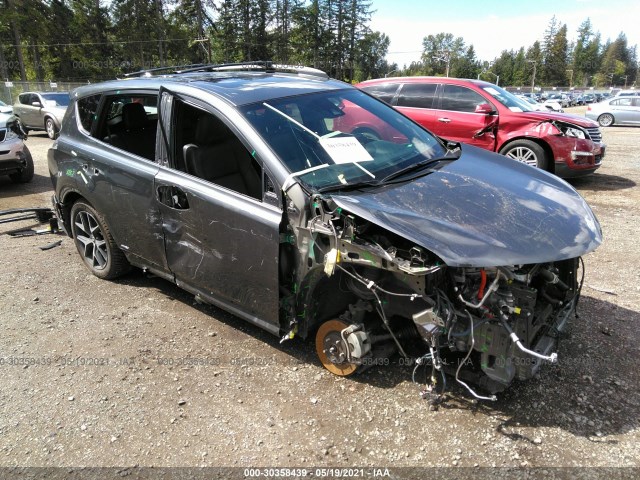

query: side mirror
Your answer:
[475,103,495,114]
[32,101,43,108]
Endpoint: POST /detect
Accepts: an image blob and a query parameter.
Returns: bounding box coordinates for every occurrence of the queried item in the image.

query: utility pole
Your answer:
[566,69,573,89]
[193,38,211,64]
[527,60,537,93]
[435,50,452,77]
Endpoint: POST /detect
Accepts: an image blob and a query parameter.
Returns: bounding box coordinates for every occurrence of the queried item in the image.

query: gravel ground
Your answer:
[0,114,639,475]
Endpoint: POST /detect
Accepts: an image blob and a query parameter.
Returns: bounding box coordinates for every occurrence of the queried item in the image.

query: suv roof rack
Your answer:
[121,64,207,78]
[123,61,328,79]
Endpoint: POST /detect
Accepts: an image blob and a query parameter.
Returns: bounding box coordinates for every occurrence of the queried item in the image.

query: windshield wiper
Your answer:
[380,142,461,183]
[379,157,448,183]
[317,179,381,194]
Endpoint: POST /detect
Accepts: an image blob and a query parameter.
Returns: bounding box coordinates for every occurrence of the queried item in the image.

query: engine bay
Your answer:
[279,192,582,401]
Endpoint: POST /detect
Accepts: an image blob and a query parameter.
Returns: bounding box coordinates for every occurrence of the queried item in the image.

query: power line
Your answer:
[1,38,194,49]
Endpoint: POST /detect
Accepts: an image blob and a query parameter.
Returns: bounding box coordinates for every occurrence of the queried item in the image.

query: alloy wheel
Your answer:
[74,210,109,270]
[505,146,539,167]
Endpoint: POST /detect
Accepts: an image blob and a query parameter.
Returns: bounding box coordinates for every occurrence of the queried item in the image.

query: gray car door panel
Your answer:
[154,167,281,332]
[73,136,167,271]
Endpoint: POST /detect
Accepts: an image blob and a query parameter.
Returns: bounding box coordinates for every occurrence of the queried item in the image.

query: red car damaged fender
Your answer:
[496,110,605,178]
[356,77,605,178]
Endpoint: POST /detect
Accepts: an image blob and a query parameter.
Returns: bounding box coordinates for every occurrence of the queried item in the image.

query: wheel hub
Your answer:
[315,319,358,376]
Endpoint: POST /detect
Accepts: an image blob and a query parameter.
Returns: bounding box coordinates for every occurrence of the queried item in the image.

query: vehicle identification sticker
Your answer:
[319,137,373,164]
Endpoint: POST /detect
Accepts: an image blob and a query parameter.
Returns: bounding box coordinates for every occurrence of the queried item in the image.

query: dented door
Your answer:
[154,167,282,332]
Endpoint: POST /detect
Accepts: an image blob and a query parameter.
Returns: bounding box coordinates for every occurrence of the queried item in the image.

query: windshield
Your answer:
[241,89,450,190]
[41,93,70,107]
[481,85,534,113]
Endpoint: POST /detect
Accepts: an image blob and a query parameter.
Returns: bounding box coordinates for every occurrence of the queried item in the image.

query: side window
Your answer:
[440,85,487,113]
[175,101,263,201]
[18,93,31,105]
[361,83,400,104]
[396,83,437,109]
[611,98,632,106]
[95,94,158,160]
[77,94,102,133]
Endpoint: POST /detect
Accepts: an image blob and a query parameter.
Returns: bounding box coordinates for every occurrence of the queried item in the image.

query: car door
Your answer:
[18,93,39,127]
[68,90,168,271]
[430,84,497,150]
[393,82,437,132]
[609,97,635,124]
[154,91,281,333]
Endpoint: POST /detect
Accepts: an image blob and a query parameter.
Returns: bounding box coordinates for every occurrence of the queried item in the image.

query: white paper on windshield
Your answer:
[484,87,500,96]
[319,136,373,164]
[509,107,524,112]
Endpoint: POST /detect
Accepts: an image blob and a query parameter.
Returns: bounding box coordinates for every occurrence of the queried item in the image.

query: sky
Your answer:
[370,0,640,68]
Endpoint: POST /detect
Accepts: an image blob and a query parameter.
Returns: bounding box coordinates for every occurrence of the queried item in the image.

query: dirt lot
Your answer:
[1,115,639,475]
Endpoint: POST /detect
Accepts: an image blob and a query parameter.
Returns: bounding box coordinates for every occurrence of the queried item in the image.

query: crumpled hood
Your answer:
[515,110,599,128]
[330,146,602,267]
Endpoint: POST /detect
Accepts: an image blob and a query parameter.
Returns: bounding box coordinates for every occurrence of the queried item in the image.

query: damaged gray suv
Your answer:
[49,63,601,400]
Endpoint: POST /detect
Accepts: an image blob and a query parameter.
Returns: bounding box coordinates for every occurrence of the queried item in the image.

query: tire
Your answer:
[45,117,57,139]
[499,139,549,171]
[598,113,614,127]
[9,146,34,183]
[70,201,131,280]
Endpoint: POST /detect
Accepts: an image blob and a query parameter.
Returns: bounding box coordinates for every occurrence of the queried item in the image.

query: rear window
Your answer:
[396,83,437,109]
[360,83,399,104]
[41,93,70,107]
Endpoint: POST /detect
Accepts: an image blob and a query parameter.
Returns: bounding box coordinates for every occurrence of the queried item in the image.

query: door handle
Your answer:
[157,185,189,210]
[438,117,451,123]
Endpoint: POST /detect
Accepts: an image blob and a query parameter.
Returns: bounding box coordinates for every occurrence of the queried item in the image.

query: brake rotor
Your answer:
[315,319,358,376]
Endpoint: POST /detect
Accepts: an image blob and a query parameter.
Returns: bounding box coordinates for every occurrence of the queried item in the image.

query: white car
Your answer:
[542,99,564,112]
[0,100,13,114]
[515,95,547,112]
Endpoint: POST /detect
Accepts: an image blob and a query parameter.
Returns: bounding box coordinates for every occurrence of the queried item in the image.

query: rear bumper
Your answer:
[51,194,70,236]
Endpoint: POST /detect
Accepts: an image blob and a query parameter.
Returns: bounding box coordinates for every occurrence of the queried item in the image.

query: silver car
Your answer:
[0,113,33,183]
[12,91,69,139]
[585,96,640,127]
